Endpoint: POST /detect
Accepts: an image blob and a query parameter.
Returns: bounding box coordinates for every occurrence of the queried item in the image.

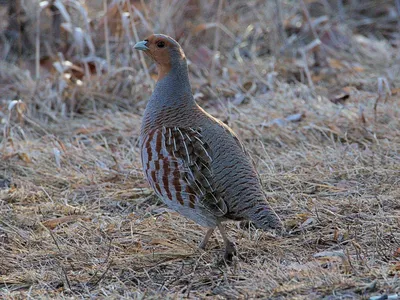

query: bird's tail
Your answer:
[247,201,284,233]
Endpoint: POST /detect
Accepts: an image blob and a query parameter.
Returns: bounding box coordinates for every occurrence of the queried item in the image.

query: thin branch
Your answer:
[127,0,152,87]
[209,0,224,85]
[103,0,111,71]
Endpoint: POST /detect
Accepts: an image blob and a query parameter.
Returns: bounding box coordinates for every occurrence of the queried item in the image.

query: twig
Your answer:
[299,0,319,40]
[396,0,400,35]
[320,0,333,15]
[274,0,287,47]
[103,0,111,71]
[299,0,328,68]
[209,0,224,85]
[127,0,152,86]
[50,0,62,49]
[300,49,314,91]
[16,0,22,67]
[88,237,114,289]
[46,226,72,291]
[374,77,391,121]
[36,4,42,80]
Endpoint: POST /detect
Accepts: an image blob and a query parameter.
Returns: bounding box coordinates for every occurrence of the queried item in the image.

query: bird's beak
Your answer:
[134,40,149,51]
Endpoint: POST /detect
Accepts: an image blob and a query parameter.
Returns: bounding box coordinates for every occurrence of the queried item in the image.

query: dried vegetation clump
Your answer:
[0,0,399,298]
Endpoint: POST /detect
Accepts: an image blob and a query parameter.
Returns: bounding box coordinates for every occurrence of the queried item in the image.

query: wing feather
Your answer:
[141,127,227,217]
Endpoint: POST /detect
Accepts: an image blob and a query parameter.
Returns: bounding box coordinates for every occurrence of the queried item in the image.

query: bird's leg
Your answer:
[199,227,214,250]
[217,223,236,261]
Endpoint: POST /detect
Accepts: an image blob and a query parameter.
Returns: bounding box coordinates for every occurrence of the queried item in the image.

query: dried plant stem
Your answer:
[210,0,224,85]
[374,77,391,121]
[35,5,41,80]
[16,0,22,67]
[103,0,111,70]
[300,0,319,40]
[274,0,287,47]
[128,0,152,86]
[301,49,314,91]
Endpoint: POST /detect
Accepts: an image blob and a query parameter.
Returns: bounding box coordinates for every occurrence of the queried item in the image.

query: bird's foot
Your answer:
[223,240,237,262]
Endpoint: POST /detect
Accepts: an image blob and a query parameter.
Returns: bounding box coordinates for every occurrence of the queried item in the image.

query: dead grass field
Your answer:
[0,0,399,299]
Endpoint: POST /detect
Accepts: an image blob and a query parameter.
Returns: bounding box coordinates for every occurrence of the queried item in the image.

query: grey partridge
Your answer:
[134,34,282,260]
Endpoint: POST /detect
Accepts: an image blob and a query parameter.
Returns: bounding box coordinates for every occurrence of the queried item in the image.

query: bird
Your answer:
[134,34,282,260]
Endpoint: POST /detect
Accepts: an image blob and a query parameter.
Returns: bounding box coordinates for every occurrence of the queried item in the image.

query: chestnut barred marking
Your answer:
[141,127,227,217]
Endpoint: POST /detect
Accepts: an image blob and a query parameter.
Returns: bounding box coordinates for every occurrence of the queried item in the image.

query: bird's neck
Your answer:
[142,60,196,134]
[151,60,194,108]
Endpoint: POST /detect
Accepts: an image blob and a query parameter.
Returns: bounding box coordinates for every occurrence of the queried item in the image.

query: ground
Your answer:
[0,0,399,299]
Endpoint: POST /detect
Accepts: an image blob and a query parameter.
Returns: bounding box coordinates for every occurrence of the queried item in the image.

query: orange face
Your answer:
[134,34,185,80]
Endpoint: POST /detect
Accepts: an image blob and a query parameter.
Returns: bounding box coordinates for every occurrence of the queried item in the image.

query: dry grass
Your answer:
[0,0,399,299]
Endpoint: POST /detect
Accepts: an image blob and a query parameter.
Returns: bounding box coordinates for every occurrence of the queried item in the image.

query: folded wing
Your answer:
[141,126,227,217]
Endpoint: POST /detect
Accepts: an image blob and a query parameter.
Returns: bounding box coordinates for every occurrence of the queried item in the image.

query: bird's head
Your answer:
[134,34,186,80]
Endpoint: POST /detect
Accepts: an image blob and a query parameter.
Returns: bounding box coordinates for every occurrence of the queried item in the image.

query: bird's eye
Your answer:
[156,41,165,48]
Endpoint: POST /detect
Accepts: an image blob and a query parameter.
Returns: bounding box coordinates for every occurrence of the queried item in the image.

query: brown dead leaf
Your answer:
[149,238,175,247]
[57,140,67,152]
[328,58,344,69]
[390,262,400,273]
[342,86,353,93]
[18,153,32,163]
[352,66,365,72]
[96,0,144,36]
[328,124,342,134]
[16,101,27,124]
[217,87,235,97]
[192,23,209,34]
[8,184,17,193]
[333,229,339,241]
[329,88,350,105]
[394,247,400,258]
[74,127,109,135]
[42,215,85,229]
[391,88,400,95]
[74,128,95,135]
[311,74,325,82]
